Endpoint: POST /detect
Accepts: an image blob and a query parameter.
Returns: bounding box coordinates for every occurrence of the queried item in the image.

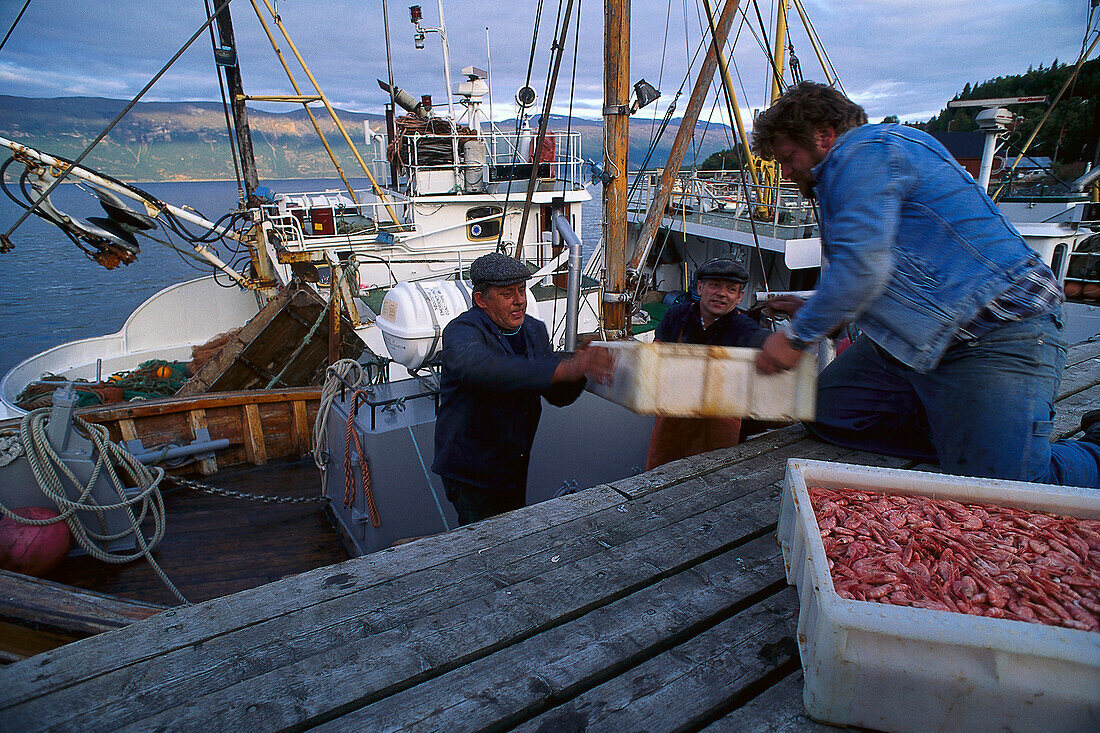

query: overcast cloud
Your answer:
[0,0,1090,126]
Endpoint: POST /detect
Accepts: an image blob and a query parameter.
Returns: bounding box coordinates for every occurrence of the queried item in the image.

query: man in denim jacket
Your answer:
[751,82,1098,487]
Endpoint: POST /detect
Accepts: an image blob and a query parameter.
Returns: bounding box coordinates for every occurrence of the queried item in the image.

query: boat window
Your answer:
[467,206,503,241]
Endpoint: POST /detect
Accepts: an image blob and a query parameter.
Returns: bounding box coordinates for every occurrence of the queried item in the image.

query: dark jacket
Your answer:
[655,302,770,346]
[432,306,584,491]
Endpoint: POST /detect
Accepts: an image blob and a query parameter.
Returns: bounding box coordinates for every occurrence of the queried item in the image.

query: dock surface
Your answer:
[1,340,1097,731]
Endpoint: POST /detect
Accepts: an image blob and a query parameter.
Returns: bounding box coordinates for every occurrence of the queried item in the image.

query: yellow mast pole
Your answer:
[256,0,402,227]
[789,0,834,86]
[702,0,758,188]
[769,0,790,103]
[247,0,361,204]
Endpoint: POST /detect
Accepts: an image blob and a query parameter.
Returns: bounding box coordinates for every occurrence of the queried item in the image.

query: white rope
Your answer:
[2,408,188,604]
[313,359,372,485]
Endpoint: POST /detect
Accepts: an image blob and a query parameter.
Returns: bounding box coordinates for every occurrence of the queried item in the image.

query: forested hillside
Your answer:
[925,58,1099,166]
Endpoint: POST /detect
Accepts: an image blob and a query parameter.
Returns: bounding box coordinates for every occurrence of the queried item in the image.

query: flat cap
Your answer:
[695,257,749,284]
[470,252,531,287]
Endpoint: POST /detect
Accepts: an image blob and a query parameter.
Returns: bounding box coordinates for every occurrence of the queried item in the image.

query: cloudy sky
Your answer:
[0,0,1091,126]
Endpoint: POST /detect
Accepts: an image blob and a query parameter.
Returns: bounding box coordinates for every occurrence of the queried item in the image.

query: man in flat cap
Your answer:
[432,252,612,525]
[646,257,775,469]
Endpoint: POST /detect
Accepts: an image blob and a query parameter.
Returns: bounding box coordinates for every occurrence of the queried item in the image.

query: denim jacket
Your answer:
[432,306,584,491]
[788,124,1043,372]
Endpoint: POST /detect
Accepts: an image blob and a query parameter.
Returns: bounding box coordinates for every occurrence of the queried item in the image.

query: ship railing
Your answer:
[260,191,414,250]
[398,129,585,194]
[629,169,818,238]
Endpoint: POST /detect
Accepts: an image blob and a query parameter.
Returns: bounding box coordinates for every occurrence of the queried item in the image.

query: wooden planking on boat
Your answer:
[0,387,323,475]
[0,569,166,663]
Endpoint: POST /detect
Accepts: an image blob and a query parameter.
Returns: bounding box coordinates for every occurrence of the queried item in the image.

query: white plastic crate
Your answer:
[778,459,1100,732]
[586,340,816,420]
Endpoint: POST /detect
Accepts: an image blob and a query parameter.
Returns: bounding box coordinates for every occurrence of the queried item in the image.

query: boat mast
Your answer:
[626,0,740,279]
[768,0,790,103]
[213,2,260,205]
[602,0,630,338]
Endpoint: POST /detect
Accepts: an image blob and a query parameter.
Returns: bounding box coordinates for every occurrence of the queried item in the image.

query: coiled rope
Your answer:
[1,407,188,604]
[313,358,371,481]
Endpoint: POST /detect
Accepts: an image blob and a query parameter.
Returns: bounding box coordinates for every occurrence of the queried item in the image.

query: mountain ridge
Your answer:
[0,95,733,182]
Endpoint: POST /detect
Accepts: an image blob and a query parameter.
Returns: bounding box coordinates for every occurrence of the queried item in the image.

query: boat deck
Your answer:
[2,340,1098,730]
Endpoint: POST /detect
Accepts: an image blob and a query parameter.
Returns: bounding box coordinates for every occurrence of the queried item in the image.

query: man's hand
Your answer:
[755,331,805,374]
[763,294,805,317]
[553,344,614,384]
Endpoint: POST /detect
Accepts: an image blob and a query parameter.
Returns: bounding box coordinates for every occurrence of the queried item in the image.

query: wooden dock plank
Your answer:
[514,589,799,733]
[0,344,1094,729]
[5,477,792,731]
[1066,338,1100,368]
[0,486,630,710]
[186,408,219,475]
[1054,382,1100,440]
[318,538,789,731]
[1059,349,1100,400]
[702,670,836,732]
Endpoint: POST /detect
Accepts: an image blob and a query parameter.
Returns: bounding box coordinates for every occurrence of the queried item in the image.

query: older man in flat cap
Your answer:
[432,253,611,525]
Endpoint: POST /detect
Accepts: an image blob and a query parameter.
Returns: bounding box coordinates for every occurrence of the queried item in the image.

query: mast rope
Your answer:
[0,0,31,54]
[494,0,547,253]
[1,408,188,605]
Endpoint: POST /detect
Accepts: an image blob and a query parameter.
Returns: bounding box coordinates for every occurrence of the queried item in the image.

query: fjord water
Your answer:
[0,179,602,377]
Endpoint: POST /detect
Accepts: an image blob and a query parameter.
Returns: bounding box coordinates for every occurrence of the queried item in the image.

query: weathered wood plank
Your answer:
[241,402,267,465]
[3,476,792,731]
[1066,339,1100,368]
[0,433,847,704]
[515,590,799,733]
[0,570,165,636]
[326,539,790,732]
[0,434,898,715]
[1059,352,1100,400]
[291,399,310,455]
[185,408,218,475]
[73,387,321,422]
[701,670,835,732]
[117,417,137,442]
[1053,382,1100,440]
[0,486,630,707]
[610,424,808,498]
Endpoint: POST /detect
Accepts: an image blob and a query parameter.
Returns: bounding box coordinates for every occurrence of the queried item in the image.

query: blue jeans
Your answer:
[807,314,1100,488]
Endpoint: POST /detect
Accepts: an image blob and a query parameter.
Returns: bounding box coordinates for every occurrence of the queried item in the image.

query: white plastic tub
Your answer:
[586,340,816,420]
[778,459,1100,732]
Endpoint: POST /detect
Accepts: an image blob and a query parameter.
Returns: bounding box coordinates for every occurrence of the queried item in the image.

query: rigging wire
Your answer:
[1,0,235,249]
[0,0,31,54]
[204,0,246,205]
[494,0,548,253]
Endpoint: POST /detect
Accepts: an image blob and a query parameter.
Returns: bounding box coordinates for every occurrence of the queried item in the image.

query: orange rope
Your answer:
[342,389,381,527]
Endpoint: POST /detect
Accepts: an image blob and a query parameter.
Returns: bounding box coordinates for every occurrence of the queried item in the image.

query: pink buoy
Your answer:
[0,506,74,577]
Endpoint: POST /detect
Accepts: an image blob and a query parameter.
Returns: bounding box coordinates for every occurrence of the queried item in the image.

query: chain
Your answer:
[166,475,329,505]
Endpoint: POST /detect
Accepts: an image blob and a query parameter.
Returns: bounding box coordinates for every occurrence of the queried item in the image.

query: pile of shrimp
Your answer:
[809,487,1100,632]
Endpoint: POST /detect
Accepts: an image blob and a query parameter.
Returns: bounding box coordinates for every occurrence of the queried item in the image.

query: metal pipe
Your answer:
[132,439,231,465]
[1071,164,1100,193]
[553,208,582,351]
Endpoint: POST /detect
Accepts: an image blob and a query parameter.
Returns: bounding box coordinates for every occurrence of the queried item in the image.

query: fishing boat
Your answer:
[0,0,605,418]
[617,7,1100,345]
